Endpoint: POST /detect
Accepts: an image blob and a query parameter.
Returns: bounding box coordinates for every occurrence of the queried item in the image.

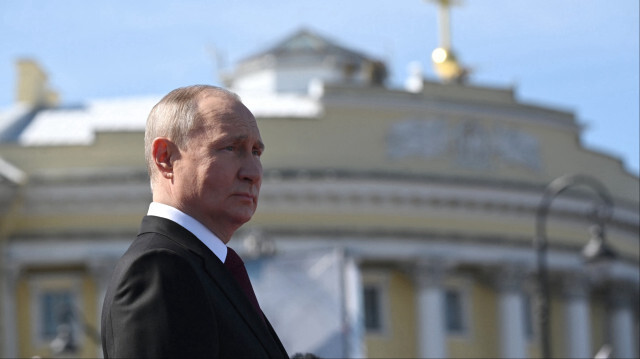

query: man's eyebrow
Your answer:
[228,135,265,150]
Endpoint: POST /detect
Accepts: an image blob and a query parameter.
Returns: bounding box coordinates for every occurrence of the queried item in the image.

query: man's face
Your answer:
[172,92,264,241]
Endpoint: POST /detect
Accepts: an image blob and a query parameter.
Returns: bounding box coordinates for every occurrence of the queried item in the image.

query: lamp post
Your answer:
[534,174,617,358]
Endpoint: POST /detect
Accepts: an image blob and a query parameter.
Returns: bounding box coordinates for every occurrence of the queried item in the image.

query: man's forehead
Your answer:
[201,110,259,130]
[198,92,255,120]
[194,102,262,143]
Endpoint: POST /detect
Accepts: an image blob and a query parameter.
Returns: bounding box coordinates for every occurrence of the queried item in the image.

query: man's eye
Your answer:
[253,149,262,156]
[224,146,234,151]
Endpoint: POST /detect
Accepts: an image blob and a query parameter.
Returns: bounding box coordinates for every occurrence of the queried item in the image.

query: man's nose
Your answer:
[239,155,262,183]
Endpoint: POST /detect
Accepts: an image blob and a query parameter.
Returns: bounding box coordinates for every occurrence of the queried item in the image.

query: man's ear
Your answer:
[152,137,177,179]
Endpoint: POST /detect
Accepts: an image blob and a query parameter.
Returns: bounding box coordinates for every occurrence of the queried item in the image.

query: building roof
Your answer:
[240,28,371,65]
[0,97,158,146]
[0,92,322,147]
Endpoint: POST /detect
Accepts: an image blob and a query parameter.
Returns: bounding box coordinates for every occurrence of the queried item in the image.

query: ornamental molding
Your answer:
[24,182,151,215]
[7,236,130,267]
[259,177,638,230]
[492,264,529,292]
[269,234,640,285]
[22,171,151,215]
[15,167,639,232]
[386,117,542,171]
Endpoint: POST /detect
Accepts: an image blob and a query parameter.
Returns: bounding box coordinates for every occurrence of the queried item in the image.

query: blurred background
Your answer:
[0,1,638,358]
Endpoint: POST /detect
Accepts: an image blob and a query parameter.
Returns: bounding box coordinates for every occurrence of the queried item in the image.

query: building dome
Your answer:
[224,28,387,94]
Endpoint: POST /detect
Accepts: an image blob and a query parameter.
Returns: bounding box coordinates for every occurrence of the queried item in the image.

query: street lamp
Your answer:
[534,174,617,358]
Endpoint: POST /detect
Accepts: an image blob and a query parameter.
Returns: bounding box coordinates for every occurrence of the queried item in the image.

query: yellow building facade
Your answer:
[0,30,638,358]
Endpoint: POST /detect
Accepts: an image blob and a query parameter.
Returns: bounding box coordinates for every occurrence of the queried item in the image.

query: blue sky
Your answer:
[1,0,638,175]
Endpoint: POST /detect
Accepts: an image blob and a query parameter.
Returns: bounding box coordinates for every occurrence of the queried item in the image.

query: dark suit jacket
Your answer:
[101,215,289,358]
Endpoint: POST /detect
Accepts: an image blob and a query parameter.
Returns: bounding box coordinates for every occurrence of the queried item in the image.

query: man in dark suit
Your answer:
[101,85,288,358]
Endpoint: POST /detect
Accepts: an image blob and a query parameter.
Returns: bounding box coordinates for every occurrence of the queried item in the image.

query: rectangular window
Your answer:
[363,285,381,331]
[362,271,389,336]
[523,294,534,339]
[30,274,82,353]
[445,289,464,334]
[40,290,74,339]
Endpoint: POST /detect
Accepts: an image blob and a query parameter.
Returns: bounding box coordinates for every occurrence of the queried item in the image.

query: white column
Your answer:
[415,260,447,359]
[495,265,527,359]
[562,273,591,359]
[609,285,636,359]
[342,254,365,359]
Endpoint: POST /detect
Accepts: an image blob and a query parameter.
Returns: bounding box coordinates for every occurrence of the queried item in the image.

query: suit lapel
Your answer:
[139,216,286,357]
[200,258,285,353]
[265,315,289,356]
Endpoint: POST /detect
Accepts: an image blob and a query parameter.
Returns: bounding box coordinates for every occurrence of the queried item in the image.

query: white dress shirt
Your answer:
[147,202,228,263]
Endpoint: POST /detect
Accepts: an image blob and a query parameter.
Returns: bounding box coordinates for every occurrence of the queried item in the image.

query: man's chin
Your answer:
[230,211,256,227]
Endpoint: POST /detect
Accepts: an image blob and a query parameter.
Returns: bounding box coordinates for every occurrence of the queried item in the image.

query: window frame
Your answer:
[29,273,83,350]
[443,276,473,339]
[361,270,391,337]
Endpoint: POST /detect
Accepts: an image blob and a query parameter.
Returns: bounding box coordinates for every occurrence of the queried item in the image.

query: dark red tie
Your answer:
[224,247,264,320]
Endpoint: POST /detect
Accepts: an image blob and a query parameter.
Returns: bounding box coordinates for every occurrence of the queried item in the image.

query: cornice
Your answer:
[233,228,639,284]
[260,169,639,230]
[21,169,151,215]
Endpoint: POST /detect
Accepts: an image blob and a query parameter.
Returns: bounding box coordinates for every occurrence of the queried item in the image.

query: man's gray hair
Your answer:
[144,85,240,182]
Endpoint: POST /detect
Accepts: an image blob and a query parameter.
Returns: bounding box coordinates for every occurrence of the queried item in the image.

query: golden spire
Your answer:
[428,0,469,83]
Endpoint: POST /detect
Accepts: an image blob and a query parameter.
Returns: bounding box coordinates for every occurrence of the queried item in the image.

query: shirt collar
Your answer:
[147,202,227,263]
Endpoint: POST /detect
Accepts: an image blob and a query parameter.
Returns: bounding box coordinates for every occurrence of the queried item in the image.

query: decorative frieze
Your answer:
[386,117,541,171]
[21,170,151,216]
[259,176,541,219]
